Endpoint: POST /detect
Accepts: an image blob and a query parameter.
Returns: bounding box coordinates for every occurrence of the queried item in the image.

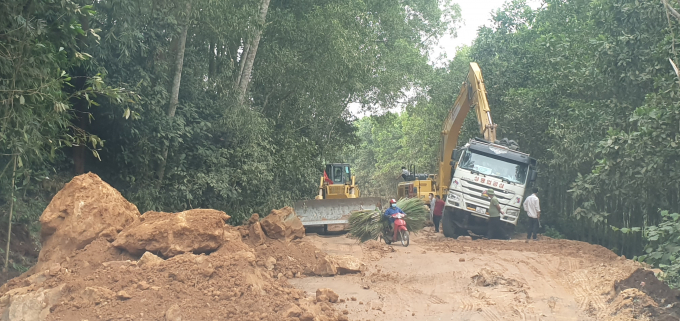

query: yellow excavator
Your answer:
[293,163,381,233]
[396,165,437,201]
[437,63,537,237]
[395,63,501,204]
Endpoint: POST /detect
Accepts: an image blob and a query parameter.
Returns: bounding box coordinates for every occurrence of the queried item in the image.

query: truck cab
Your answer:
[442,138,537,237]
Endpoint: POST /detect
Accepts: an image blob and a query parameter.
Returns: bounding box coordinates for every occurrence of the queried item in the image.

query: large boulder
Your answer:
[312,255,364,276]
[260,207,305,240]
[312,256,337,276]
[0,284,65,321]
[35,173,140,272]
[331,255,365,274]
[112,209,230,257]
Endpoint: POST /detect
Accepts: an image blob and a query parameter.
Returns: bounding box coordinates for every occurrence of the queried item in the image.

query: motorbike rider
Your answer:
[384,199,405,232]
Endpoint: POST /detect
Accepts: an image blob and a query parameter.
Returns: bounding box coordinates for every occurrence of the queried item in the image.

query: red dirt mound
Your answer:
[614,268,680,321]
[0,229,347,321]
[35,173,140,273]
[0,174,360,321]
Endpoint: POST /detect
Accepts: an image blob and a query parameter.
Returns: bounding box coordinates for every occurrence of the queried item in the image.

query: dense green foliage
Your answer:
[0,0,135,226]
[639,211,680,288]
[0,0,461,239]
[470,0,679,259]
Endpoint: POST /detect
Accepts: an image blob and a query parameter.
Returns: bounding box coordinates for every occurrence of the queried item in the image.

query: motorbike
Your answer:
[383,213,409,247]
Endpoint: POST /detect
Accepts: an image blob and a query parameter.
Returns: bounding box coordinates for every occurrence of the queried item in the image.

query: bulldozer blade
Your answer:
[293,197,382,226]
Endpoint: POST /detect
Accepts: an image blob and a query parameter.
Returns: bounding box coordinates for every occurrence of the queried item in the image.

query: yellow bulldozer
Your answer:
[294,163,381,233]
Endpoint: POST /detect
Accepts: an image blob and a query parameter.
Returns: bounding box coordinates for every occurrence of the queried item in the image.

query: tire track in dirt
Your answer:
[570,270,607,311]
[294,231,646,321]
[458,297,478,312]
[480,307,504,321]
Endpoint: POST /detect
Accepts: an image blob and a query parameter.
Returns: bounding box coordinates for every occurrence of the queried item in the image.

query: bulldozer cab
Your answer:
[326,163,351,185]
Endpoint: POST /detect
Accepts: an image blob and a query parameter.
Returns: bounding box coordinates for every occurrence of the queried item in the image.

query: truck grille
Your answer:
[460,179,510,201]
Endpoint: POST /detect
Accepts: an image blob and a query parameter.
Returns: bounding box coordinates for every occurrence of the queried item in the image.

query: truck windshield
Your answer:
[459,150,528,184]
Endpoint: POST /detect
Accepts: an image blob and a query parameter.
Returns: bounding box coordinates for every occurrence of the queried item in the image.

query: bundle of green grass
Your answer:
[348,198,429,242]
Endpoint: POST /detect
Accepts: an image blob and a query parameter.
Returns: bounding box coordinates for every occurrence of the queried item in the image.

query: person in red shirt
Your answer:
[323,171,333,185]
[433,195,445,233]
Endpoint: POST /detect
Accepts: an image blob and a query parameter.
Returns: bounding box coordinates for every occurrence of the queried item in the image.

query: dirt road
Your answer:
[291,229,663,321]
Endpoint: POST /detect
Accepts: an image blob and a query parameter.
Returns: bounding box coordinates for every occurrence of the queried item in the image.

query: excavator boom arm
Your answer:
[437,63,496,197]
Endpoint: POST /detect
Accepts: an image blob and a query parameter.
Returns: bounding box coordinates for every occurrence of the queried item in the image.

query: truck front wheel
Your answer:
[442,208,458,238]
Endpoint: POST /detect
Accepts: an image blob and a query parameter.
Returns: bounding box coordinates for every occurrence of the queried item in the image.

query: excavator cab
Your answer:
[397,165,437,201]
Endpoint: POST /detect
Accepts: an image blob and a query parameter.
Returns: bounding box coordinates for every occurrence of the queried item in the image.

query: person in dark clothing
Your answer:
[483,189,506,239]
[399,167,410,181]
[384,198,404,232]
[433,195,445,233]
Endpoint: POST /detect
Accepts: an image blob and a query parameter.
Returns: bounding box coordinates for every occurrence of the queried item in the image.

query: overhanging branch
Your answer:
[663,0,680,21]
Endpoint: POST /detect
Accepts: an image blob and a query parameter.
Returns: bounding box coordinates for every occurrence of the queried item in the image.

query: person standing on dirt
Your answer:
[523,187,541,242]
[483,189,505,239]
[433,195,445,233]
[429,193,435,220]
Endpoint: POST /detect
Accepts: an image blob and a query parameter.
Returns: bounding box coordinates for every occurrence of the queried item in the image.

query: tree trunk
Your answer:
[3,155,17,272]
[157,1,192,184]
[236,0,271,103]
[209,42,217,79]
[72,15,91,175]
[73,110,87,174]
[235,43,250,89]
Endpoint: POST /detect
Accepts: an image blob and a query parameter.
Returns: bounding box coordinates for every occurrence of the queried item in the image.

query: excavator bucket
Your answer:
[293,197,382,226]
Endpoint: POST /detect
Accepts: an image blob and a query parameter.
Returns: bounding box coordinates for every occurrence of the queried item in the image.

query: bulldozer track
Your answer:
[569,270,607,313]
[480,307,504,321]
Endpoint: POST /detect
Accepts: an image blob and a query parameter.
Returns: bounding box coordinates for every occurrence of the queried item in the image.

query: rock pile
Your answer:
[35,173,140,273]
[0,173,360,321]
[241,208,306,244]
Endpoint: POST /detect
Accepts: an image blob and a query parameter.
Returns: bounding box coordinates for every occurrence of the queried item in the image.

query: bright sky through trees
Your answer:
[349,0,542,116]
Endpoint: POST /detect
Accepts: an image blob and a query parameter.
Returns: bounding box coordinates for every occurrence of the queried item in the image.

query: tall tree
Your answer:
[158,1,193,183]
[235,0,271,103]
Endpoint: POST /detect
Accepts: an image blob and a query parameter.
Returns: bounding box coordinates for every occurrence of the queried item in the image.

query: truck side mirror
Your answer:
[529,169,537,182]
[452,148,462,162]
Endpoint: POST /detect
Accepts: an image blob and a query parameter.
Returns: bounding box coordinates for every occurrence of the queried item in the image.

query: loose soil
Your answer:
[614,268,680,320]
[291,228,680,321]
[0,173,349,321]
[1,234,346,321]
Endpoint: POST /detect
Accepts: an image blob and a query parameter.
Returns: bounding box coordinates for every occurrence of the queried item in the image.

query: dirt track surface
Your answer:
[291,229,671,321]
